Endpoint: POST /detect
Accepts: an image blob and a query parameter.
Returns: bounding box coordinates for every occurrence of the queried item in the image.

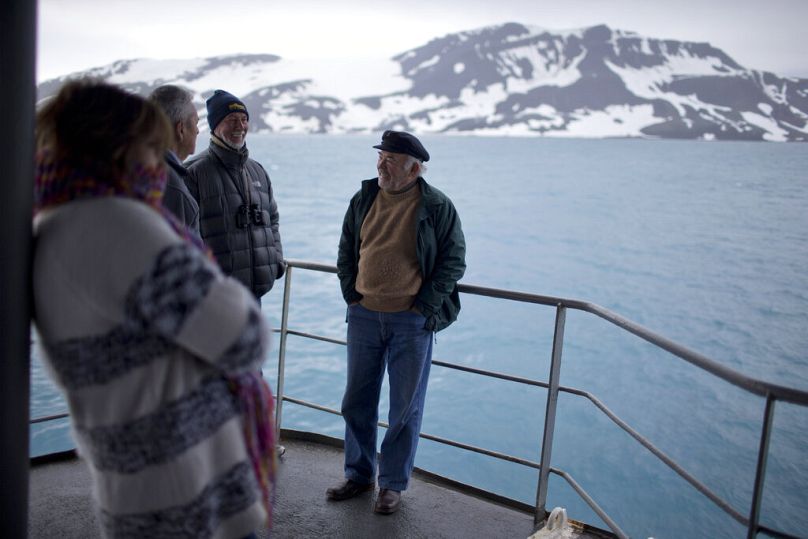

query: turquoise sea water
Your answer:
[30,135,808,538]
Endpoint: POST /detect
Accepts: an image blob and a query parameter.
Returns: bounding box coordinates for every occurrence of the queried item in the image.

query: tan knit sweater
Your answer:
[357,184,423,312]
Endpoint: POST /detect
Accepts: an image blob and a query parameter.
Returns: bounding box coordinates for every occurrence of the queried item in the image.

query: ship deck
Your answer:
[28,429,610,539]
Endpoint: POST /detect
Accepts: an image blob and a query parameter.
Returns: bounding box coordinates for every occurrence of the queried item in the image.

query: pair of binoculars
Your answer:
[235,204,266,228]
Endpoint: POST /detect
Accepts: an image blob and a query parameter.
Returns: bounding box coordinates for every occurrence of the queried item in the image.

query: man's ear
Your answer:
[175,120,185,143]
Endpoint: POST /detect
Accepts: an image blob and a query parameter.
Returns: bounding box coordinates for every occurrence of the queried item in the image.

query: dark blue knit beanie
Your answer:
[206,89,249,131]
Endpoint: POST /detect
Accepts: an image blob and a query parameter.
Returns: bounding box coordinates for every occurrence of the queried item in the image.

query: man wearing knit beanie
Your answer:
[206,89,249,146]
[185,89,285,300]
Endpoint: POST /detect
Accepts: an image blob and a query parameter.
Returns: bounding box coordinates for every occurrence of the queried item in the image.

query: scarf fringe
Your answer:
[229,373,277,528]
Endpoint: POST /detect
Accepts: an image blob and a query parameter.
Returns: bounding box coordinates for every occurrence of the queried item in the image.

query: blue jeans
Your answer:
[342,304,433,491]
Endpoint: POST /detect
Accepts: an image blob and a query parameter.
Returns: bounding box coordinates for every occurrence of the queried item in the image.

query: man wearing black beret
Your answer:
[185,89,284,300]
[331,130,466,514]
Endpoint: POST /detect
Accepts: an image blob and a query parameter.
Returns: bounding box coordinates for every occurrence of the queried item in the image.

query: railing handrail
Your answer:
[285,258,808,406]
[276,259,806,539]
[248,329,751,527]
[30,259,806,538]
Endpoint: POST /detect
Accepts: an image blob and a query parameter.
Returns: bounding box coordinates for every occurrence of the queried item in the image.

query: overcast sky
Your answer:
[37,0,808,81]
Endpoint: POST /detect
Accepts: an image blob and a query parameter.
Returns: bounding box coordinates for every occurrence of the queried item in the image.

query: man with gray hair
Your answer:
[149,85,200,234]
[330,130,466,514]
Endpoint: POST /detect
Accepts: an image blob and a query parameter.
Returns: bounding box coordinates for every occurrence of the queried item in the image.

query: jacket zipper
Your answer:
[243,165,254,293]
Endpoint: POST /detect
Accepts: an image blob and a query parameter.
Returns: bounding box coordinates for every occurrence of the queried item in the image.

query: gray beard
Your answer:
[223,137,245,151]
[213,132,245,151]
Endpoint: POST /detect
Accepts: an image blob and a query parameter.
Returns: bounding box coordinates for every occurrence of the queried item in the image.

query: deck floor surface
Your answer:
[29,434,539,538]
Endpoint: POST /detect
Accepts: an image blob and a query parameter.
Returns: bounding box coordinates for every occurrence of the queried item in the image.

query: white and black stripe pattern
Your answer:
[43,328,171,390]
[34,199,269,538]
[43,244,217,391]
[75,376,237,474]
[219,309,266,371]
[99,461,258,539]
[126,243,217,337]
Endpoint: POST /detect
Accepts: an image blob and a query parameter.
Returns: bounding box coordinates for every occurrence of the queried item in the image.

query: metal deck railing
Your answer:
[271,259,808,539]
[28,258,808,538]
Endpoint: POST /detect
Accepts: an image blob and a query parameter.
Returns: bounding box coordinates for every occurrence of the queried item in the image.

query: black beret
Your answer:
[372,130,429,162]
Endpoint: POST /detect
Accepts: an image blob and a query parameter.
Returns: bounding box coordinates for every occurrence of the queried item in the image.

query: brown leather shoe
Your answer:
[326,479,374,501]
[373,488,401,514]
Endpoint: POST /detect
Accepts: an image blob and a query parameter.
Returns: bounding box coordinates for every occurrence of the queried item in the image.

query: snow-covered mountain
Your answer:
[37,23,808,141]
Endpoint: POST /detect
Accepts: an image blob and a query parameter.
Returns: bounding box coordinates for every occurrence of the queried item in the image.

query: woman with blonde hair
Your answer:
[32,79,275,539]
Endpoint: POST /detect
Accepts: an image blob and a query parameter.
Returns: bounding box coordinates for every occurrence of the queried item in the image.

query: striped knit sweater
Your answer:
[32,197,269,539]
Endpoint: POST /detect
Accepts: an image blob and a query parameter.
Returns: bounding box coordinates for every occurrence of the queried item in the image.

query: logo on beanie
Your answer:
[228,103,246,112]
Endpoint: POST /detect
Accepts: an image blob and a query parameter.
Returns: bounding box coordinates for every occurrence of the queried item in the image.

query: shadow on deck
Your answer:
[30,429,547,538]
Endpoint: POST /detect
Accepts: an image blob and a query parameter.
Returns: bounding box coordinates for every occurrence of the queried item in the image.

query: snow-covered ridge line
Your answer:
[37,22,808,141]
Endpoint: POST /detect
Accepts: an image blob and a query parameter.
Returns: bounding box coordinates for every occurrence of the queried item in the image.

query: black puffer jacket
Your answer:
[185,139,284,298]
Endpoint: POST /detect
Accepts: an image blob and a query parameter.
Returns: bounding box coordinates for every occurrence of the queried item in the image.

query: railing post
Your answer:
[535,304,566,525]
[747,393,776,539]
[274,265,293,438]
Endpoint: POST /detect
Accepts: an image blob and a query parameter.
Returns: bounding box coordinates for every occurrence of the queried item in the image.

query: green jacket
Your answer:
[337,177,466,331]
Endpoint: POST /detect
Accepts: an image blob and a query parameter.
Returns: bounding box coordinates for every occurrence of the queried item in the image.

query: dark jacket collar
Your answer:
[361,177,442,211]
[209,135,249,168]
[164,151,189,177]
